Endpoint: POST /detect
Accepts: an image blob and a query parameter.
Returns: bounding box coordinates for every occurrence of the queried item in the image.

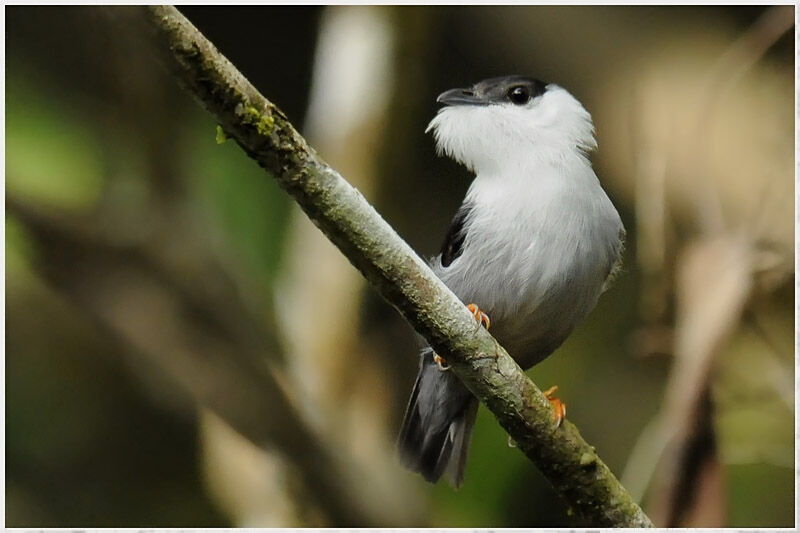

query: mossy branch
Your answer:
[142,5,652,528]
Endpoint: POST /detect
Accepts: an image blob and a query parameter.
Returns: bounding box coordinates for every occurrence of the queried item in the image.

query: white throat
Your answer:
[426,85,597,176]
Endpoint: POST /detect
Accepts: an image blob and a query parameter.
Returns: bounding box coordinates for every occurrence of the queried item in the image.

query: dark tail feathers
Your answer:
[397,350,478,488]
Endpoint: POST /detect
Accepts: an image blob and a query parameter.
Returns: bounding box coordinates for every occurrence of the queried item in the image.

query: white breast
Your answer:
[432,160,623,367]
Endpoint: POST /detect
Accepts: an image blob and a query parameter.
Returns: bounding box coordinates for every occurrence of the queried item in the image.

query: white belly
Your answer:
[432,169,623,368]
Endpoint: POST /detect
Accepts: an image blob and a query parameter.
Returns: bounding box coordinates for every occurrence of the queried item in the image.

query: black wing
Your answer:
[440,202,473,267]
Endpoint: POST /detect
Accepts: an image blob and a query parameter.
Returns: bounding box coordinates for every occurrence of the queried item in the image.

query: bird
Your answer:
[397,75,625,488]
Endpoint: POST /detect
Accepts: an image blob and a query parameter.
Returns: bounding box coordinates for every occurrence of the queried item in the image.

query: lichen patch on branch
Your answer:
[235,103,275,136]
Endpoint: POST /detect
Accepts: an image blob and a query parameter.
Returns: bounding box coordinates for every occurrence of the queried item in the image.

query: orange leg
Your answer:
[466,303,491,331]
[543,385,567,428]
[432,352,450,371]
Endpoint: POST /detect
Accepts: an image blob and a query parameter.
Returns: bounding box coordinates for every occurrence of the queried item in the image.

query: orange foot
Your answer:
[467,303,491,331]
[543,385,567,428]
[432,352,450,371]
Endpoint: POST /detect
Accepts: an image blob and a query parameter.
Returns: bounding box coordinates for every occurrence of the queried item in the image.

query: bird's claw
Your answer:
[433,352,450,371]
[467,303,491,331]
[543,385,566,429]
[434,304,490,371]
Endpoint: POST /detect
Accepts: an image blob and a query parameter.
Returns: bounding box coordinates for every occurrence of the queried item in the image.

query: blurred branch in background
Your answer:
[6,5,424,527]
[5,194,385,526]
[610,5,794,527]
[201,5,425,525]
[277,1,427,516]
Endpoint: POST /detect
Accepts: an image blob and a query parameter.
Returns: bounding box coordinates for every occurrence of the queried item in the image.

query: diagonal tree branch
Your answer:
[142,5,652,527]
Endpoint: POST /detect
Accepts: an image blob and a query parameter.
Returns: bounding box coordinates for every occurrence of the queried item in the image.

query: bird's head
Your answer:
[426,76,597,174]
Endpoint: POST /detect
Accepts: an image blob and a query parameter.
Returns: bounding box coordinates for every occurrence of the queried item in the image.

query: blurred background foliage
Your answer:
[5,5,794,527]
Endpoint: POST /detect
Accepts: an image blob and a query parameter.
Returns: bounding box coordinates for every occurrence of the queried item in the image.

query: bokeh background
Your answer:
[5,5,795,528]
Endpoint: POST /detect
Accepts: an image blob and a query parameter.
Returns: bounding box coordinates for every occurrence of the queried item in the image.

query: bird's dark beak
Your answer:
[437,87,484,107]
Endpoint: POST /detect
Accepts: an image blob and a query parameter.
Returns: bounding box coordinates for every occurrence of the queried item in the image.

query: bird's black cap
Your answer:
[437,75,549,107]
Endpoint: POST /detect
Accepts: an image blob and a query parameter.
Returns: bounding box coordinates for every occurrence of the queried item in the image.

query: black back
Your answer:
[440,202,473,267]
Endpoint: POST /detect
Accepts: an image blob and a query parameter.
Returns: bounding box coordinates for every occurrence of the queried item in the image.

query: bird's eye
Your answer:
[507,85,531,105]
